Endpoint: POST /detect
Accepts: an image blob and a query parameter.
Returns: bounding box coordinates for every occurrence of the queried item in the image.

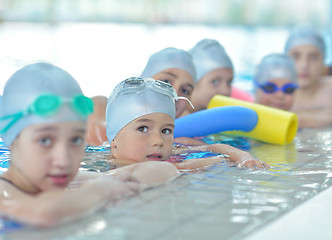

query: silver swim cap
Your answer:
[140,47,196,81]
[106,77,180,142]
[255,53,297,85]
[285,26,325,58]
[0,62,92,146]
[190,39,233,83]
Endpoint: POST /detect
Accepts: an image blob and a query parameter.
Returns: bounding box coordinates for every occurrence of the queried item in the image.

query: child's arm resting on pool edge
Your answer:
[174,143,269,170]
[76,161,181,189]
[207,144,269,169]
[107,161,181,188]
[0,171,140,227]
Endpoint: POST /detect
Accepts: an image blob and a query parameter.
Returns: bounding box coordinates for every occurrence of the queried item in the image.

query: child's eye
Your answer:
[291,53,300,60]
[181,88,191,96]
[71,136,84,146]
[38,137,52,147]
[138,126,148,132]
[162,128,173,135]
[211,79,220,86]
[309,54,319,61]
[227,79,232,86]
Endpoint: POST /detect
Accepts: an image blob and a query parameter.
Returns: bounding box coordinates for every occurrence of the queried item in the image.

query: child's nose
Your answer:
[217,83,231,97]
[53,143,71,168]
[298,57,310,70]
[275,89,285,97]
[151,132,163,146]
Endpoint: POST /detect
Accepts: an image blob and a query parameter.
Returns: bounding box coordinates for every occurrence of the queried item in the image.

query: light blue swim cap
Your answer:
[190,39,233,83]
[140,47,196,81]
[106,77,177,142]
[255,53,297,85]
[0,62,88,146]
[285,26,325,58]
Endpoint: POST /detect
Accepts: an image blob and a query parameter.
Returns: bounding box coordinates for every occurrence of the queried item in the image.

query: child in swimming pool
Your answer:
[0,63,179,227]
[106,77,270,171]
[285,26,332,128]
[254,53,298,111]
[181,39,234,116]
[85,47,201,146]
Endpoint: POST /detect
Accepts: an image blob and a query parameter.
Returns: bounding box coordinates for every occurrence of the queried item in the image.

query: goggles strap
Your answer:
[178,96,195,109]
[0,111,24,134]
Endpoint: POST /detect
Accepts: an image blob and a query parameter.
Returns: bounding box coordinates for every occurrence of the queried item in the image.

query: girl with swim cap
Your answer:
[140,47,196,118]
[254,53,298,111]
[0,63,179,227]
[182,39,235,116]
[106,77,269,171]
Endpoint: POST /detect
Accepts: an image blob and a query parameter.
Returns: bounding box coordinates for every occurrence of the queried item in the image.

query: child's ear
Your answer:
[110,139,117,149]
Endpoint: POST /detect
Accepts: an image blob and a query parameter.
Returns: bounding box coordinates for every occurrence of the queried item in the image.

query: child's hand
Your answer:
[236,157,270,170]
[97,171,141,200]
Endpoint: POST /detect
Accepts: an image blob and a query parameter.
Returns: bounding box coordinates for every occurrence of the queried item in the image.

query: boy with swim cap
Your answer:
[255,53,298,111]
[107,77,269,170]
[285,26,332,128]
[0,63,179,227]
[182,39,234,116]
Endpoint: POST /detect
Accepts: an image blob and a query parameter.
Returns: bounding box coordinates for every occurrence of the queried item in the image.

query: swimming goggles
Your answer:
[0,94,93,134]
[111,77,194,108]
[256,82,298,94]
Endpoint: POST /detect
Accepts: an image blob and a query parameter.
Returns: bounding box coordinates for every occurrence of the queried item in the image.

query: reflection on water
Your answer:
[2,127,332,239]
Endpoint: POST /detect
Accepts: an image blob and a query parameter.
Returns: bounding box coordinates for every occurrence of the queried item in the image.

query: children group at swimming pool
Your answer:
[0,26,330,227]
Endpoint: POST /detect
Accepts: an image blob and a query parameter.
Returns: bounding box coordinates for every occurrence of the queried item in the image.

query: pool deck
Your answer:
[246,185,332,240]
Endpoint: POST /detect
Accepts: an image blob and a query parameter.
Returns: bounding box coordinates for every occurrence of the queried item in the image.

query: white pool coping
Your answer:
[245,185,332,240]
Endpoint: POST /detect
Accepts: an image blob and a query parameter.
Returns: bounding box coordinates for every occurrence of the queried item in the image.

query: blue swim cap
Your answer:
[140,47,196,81]
[106,77,177,142]
[0,62,88,146]
[285,26,325,58]
[255,53,297,85]
[190,39,233,83]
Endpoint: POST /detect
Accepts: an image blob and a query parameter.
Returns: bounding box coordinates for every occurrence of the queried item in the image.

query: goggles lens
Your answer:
[124,77,145,87]
[121,77,177,99]
[72,95,94,116]
[258,82,298,94]
[30,94,62,116]
[282,84,298,94]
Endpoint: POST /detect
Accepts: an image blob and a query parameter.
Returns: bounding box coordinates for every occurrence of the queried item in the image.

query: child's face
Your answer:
[152,68,194,118]
[111,113,174,162]
[190,67,233,111]
[10,122,86,193]
[288,44,324,89]
[256,78,295,111]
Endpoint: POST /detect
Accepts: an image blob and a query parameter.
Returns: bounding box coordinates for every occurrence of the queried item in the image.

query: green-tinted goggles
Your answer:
[0,94,94,134]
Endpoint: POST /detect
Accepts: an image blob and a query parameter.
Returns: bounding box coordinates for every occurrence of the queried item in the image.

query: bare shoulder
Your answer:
[320,76,332,89]
[0,180,26,210]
